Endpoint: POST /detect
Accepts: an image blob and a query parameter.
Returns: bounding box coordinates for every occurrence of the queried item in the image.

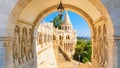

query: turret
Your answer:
[61,11,73,31]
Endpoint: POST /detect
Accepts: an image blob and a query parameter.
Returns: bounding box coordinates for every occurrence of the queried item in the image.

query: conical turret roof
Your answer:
[62,11,72,25]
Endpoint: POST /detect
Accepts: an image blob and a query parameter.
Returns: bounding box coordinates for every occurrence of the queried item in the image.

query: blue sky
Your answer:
[44,11,91,37]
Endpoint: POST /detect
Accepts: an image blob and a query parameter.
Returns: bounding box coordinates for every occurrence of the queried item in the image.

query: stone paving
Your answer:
[54,45,79,68]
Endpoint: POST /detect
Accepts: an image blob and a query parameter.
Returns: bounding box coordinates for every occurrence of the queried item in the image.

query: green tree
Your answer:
[73,39,92,63]
[53,16,62,29]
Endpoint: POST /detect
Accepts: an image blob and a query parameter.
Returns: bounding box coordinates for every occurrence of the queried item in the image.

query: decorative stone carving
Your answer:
[21,27,27,62]
[27,28,32,59]
[103,24,108,67]
[94,25,108,67]
[13,25,20,62]
[93,28,97,60]
[29,28,34,58]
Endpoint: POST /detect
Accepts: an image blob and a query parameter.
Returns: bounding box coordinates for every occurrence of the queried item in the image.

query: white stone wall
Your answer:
[35,23,57,68]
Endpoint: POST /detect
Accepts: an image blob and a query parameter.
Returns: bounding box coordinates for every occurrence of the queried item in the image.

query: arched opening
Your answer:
[3,0,115,68]
[33,7,99,68]
[32,4,113,67]
[32,6,94,67]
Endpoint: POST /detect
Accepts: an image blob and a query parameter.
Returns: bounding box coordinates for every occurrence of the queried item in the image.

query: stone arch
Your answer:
[19,1,114,68]
[1,0,118,68]
[33,4,94,35]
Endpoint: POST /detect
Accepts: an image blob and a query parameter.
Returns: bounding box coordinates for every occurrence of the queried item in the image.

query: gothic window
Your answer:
[68,35,70,39]
[37,32,39,45]
[39,32,41,44]
[59,35,62,40]
[65,26,67,30]
[66,35,70,39]
[39,32,43,45]
[53,35,55,40]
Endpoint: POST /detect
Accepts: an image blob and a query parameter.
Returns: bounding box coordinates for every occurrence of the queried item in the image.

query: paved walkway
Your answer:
[54,45,79,68]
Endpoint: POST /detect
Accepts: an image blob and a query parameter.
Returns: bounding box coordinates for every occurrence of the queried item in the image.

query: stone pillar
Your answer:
[91,36,95,61]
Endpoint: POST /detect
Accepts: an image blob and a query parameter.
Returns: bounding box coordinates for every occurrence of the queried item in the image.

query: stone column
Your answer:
[91,36,95,61]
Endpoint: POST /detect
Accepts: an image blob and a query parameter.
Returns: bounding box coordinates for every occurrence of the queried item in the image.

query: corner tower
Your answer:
[61,11,73,31]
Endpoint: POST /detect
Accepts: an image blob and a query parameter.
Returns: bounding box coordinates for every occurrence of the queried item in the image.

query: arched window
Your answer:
[53,35,56,40]
[68,35,70,39]
[59,35,62,40]
[65,26,67,30]
[39,32,42,45]
[66,35,70,39]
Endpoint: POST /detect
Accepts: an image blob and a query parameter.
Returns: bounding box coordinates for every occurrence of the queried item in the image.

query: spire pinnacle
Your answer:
[63,11,72,25]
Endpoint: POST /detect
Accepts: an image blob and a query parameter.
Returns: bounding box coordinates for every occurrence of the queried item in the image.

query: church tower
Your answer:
[61,11,73,31]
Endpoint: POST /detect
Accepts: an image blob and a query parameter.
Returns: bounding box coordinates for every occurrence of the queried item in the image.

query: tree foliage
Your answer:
[73,39,92,63]
[53,16,62,29]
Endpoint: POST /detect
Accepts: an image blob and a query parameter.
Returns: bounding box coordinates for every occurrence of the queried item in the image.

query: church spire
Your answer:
[63,11,72,25]
[61,11,73,31]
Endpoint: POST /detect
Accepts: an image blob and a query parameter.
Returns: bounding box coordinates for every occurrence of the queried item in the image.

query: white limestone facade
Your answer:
[0,0,120,68]
[55,11,77,56]
[36,22,57,68]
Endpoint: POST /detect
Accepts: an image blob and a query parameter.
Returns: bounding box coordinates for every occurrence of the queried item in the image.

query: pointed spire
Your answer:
[62,11,72,25]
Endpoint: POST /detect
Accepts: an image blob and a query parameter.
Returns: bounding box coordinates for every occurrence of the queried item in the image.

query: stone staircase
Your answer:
[57,48,75,68]
[53,45,78,68]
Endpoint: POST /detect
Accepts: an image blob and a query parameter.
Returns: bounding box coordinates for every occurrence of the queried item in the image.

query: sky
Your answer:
[43,11,91,37]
